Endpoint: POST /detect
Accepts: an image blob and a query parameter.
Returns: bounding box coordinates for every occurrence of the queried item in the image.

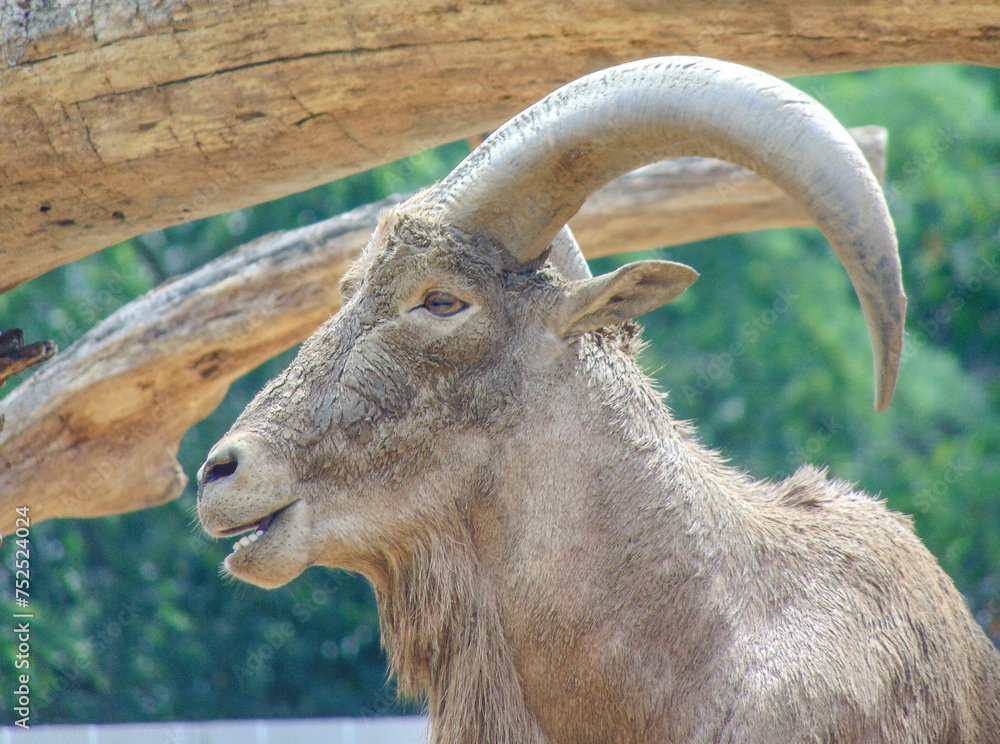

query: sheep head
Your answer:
[197,56,906,590]
[197,200,696,588]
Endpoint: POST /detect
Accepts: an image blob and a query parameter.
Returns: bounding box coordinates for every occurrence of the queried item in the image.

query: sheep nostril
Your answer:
[202,457,238,485]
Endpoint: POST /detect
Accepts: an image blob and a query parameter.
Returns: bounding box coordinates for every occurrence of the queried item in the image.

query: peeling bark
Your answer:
[0,329,56,390]
[2,0,995,293]
[0,128,884,530]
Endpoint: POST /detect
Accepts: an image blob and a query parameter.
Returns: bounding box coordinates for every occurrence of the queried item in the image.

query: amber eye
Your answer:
[422,291,468,317]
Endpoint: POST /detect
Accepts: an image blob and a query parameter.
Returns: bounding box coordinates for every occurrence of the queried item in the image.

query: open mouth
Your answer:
[218,502,296,553]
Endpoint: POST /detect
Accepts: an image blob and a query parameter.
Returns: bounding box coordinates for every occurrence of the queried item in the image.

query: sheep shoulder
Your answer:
[720,465,1000,741]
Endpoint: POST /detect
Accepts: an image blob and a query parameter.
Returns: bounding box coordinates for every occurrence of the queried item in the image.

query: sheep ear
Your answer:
[556,260,698,338]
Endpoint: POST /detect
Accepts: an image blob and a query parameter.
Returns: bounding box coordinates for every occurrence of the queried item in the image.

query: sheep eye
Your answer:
[422,291,468,317]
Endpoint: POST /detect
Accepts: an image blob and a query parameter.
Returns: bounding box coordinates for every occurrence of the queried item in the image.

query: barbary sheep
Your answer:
[198,57,1000,742]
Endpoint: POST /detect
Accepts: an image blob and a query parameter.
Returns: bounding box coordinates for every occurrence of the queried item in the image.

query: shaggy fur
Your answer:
[199,204,1000,743]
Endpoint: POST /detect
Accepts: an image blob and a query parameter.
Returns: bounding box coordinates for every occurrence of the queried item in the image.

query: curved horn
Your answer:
[426,56,905,412]
[548,226,592,280]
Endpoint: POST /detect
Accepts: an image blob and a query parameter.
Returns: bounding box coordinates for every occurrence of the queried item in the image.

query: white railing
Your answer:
[0,716,428,743]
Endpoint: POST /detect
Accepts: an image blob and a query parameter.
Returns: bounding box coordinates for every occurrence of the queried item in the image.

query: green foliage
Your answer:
[1,67,998,724]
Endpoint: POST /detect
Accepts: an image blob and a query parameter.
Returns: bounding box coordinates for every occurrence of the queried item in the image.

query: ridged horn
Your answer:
[424,56,905,412]
[547,226,592,280]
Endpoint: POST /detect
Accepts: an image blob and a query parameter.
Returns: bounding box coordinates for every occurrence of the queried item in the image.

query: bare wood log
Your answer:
[0,127,885,531]
[2,0,995,294]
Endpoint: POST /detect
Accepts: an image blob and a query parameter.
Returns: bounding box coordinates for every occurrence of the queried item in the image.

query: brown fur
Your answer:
[198,204,1000,743]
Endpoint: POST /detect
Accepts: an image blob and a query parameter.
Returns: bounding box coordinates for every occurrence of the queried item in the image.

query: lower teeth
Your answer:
[232,529,264,552]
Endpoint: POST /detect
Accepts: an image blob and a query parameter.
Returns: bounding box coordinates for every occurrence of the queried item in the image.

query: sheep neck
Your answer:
[374,333,745,743]
[485,334,744,739]
[375,525,545,743]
